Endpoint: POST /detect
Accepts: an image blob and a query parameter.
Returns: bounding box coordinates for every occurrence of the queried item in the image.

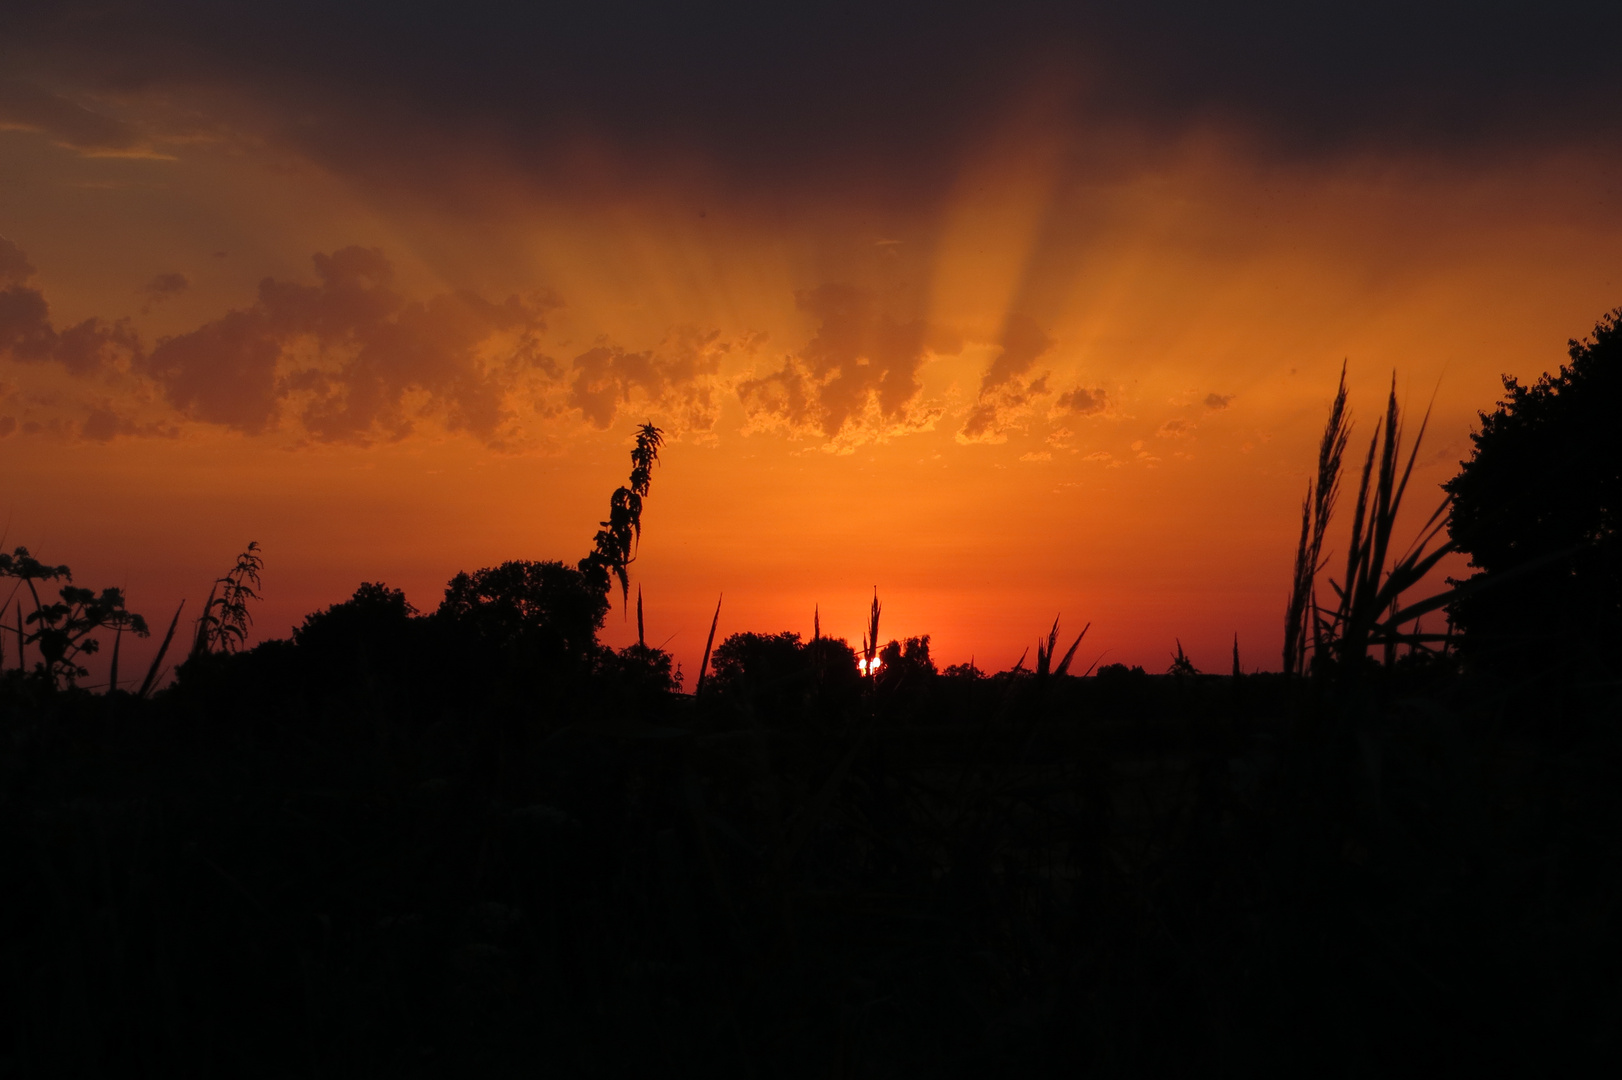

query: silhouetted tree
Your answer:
[289,581,422,679]
[877,634,936,687]
[596,642,682,695]
[437,561,608,663]
[1444,308,1622,673]
[710,631,805,692]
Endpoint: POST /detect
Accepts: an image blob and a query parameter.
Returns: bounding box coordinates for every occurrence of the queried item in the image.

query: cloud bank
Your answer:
[738,284,960,446]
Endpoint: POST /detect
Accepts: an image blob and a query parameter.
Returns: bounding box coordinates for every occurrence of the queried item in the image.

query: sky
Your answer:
[4,1,1622,684]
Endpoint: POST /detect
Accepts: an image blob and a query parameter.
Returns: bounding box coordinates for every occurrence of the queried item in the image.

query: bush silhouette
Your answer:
[1444,308,1622,673]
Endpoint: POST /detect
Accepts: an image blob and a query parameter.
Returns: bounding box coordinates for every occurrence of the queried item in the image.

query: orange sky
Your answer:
[4,10,1622,685]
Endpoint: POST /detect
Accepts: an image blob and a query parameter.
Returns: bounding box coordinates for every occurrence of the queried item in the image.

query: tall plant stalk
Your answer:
[861,589,881,679]
[193,542,264,659]
[1283,365,1350,675]
[1286,371,1459,680]
[580,422,665,609]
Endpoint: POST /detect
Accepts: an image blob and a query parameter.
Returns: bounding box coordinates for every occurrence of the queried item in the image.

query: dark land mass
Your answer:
[2,628,1618,1077]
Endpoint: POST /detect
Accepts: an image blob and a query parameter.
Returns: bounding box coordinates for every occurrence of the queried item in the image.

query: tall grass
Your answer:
[1286,371,1459,680]
[1283,365,1349,676]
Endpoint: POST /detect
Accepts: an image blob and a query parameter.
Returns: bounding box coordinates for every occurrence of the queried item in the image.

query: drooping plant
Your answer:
[579,422,665,609]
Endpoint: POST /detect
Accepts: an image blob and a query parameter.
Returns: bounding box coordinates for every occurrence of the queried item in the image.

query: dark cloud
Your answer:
[53,317,141,376]
[0,284,55,362]
[568,327,725,433]
[0,240,140,374]
[739,284,959,441]
[1157,418,1193,438]
[0,237,35,283]
[9,2,1619,205]
[1055,386,1108,416]
[144,271,189,299]
[0,77,145,155]
[1204,392,1233,410]
[80,403,177,442]
[145,246,550,441]
[960,314,1055,442]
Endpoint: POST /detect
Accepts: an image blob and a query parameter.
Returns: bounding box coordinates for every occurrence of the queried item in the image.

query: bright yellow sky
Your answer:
[4,85,1621,684]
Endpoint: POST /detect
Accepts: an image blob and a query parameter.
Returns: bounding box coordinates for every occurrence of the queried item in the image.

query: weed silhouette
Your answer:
[579,421,664,608]
[192,541,263,658]
[0,547,148,686]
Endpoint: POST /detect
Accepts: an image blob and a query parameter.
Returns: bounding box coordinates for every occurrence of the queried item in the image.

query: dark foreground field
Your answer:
[3,646,1619,1078]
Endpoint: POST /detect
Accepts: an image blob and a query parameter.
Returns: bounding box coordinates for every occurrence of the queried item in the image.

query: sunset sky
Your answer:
[4,2,1621,683]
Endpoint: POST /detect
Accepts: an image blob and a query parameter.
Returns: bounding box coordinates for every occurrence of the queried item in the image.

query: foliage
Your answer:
[709,630,806,691]
[437,560,607,661]
[597,641,682,694]
[1167,638,1199,676]
[1286,373,1459,682]
[1283,365,1349,675]
[578,421,664,607]
[877,633,937,684]
[1034,618,1088,679]
[860,587,881,677]
[193,541,263,657]
[1443,308,1622,672]
[1,546,148,686]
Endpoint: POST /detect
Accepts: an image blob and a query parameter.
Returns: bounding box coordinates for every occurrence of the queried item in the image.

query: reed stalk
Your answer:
[695,593,722,696]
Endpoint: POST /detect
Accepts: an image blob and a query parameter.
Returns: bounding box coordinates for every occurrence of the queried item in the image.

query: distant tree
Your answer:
[1443,308,1622,673]
[804,635,861,696]
[1095,663,1149,680]
[877,635,936,686]
[597,642,682,694]
[710,631,805,692]
[437,561,608,662]
[295,582,420,654]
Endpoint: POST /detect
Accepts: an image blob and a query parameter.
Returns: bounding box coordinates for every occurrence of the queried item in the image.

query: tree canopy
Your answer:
[1444,308,1621,673]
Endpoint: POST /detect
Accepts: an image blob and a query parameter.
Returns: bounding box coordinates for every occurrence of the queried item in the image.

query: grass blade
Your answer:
[139,599,185,699]
[695,593,722,696]
[108,623,122,695]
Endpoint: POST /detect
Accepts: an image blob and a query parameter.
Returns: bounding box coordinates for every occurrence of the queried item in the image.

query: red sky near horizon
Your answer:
[4,4,1621,686]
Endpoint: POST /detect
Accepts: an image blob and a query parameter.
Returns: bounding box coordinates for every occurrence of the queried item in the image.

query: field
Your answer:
[4,652,1618,1077]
